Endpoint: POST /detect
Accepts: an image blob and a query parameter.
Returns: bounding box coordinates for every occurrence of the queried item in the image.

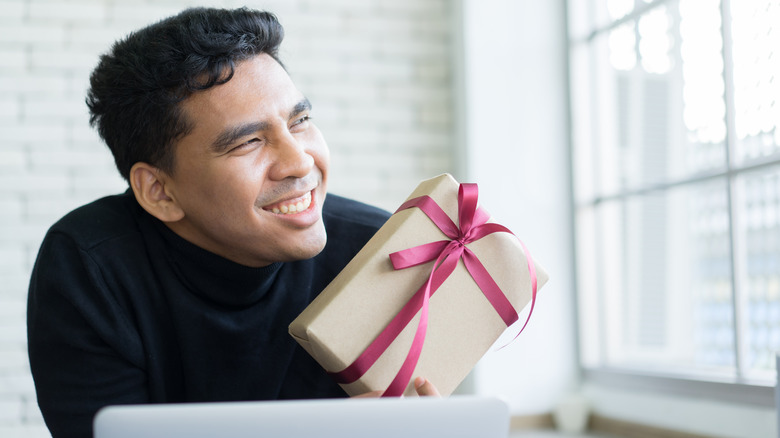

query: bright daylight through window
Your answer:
[569,0,780,386]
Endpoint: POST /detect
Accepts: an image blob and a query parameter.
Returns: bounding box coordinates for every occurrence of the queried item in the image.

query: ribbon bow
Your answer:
[329,183,538,396]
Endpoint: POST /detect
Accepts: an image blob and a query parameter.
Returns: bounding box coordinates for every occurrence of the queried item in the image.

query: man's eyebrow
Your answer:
[290,98,312,118]
[210,121,270,153]
[210,98,312,153]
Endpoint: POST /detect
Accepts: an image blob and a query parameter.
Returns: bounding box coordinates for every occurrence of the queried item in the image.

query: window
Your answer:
[569,0,780,388]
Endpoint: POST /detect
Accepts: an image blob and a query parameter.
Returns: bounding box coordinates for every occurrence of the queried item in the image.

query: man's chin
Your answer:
[284,232,328,262]
[298,242,327,261]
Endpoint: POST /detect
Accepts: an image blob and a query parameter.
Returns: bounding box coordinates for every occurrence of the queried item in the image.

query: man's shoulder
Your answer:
[49,190,141,250]
[315,194,391,270]
[322,194,391,230]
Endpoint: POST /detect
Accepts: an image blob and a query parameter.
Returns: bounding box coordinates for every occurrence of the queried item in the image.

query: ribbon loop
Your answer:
[389,240,451,270]
[457,183,479,235]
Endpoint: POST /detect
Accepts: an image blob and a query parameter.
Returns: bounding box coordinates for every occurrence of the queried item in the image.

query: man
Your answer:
[27,7,437,438]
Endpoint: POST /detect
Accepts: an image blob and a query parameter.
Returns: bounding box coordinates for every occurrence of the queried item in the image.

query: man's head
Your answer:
[87,7,330,267]
[88,7,286,181]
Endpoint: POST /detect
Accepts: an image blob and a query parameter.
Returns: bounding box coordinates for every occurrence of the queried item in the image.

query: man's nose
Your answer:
[268,132,314,180]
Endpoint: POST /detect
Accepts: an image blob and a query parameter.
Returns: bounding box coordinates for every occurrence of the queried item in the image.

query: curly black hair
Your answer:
[86,7,285,181]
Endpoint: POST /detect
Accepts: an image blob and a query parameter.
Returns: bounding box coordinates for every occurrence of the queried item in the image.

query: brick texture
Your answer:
[0,0,453,436]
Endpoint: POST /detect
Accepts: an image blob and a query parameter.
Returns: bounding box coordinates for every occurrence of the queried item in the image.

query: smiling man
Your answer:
[26,8,436,438]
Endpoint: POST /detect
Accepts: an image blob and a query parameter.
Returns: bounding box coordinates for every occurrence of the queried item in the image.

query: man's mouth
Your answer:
[263,191,313,215]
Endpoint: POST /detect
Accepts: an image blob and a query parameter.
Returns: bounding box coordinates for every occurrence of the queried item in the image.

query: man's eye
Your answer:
[230,138,261,152]
[292,115,311,128]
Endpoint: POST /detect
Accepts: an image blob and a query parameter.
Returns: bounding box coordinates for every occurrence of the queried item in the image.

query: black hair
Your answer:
[86,7,285,181]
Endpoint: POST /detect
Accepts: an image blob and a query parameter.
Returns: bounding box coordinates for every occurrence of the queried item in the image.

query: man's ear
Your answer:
[129,162,185,223]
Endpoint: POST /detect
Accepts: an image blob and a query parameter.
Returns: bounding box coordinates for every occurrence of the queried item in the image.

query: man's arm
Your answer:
[28,232,149,438]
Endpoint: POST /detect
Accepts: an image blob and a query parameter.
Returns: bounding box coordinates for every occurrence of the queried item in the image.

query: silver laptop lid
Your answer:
[93,395,509,438]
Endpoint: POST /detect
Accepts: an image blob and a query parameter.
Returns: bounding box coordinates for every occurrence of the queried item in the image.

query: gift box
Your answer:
[289,173,548,397]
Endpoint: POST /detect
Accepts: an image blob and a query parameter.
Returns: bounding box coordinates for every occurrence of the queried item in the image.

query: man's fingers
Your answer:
[413,377,441,397]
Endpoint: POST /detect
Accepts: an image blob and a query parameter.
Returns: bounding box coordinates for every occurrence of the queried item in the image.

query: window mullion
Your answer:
[578,0,673,44]
[718,0,747,381]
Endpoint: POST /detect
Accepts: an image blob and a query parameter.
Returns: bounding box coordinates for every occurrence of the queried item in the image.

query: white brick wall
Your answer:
[0,0,454,436]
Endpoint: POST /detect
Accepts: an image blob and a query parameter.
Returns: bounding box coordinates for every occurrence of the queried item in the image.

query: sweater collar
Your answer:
[151,217,284,308]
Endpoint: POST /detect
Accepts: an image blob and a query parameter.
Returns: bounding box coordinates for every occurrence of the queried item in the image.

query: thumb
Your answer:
[414,377,441,397]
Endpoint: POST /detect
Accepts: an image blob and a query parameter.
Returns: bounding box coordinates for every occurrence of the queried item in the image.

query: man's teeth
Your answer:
[270,191,312,214]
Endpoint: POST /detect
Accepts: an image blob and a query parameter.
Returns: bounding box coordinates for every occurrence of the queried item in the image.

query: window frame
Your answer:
[567,0,780,407]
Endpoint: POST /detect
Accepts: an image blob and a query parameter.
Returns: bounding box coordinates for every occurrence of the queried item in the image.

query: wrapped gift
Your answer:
[289,173,548,397]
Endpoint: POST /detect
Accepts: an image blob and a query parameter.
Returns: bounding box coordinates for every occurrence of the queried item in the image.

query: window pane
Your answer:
[582,0,728,199]
[735,166,780,380]
[638,5,673,74]
[679,0,727,162]
[598,180,735,376]
[730,0,780,163]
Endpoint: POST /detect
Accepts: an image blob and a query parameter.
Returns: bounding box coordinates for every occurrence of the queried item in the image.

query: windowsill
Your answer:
[583,367,774,407]
[581,367,777,437]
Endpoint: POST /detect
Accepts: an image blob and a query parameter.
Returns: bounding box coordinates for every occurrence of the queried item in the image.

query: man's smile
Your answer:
[262,190,313,215]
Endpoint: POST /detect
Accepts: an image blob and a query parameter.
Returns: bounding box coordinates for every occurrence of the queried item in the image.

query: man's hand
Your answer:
[412,377,440,396]
[352,377,441,398]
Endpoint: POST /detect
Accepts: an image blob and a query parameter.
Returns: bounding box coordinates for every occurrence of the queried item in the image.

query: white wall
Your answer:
[456,0,579,414]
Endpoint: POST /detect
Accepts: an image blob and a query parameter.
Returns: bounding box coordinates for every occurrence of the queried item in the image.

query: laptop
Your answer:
[93,395,509,438]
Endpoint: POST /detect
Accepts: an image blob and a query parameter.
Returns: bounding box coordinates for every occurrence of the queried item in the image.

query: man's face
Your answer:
[162,54,330,267]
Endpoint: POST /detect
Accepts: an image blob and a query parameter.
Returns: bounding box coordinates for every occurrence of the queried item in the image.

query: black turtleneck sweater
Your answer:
[27,191,390,438]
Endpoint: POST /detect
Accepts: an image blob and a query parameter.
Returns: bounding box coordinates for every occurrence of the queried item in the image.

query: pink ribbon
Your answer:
[328,183,538,396]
